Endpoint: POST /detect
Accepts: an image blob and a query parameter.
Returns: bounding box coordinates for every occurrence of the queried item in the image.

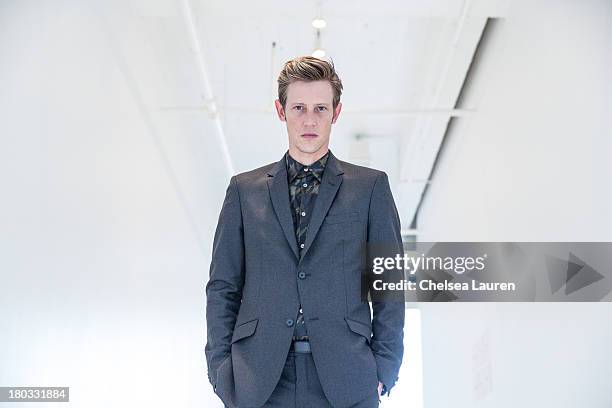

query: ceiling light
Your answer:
[312,18,327,29]
[312,49,326,58]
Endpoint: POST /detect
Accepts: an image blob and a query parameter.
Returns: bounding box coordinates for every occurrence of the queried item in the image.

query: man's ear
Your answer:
[274,99,286,122]
[331,102,342,124]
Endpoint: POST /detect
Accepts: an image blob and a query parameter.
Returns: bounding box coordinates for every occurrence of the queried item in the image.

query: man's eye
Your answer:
[317,106,327,111]
[294,106,303,111]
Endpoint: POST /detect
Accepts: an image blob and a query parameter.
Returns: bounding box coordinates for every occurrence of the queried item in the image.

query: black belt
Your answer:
[290,340,311,353]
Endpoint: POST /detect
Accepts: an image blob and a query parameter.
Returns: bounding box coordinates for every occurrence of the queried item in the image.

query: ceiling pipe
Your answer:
[180,0,235,177]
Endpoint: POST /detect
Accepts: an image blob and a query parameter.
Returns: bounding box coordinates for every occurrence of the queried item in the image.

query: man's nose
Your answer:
[303,111,318,127]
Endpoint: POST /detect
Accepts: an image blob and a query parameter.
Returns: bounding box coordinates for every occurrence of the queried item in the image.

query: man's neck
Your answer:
[287,147,329,166]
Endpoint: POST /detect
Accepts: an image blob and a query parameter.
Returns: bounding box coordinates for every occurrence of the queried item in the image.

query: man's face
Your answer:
[275,80,342,161]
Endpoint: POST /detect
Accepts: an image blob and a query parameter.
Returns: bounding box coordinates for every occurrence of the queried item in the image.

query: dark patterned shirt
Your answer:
[285,150,329,340]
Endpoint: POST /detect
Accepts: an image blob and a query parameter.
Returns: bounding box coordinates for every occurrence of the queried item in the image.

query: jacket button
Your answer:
[298,272,306,279]
[286,319,294,327]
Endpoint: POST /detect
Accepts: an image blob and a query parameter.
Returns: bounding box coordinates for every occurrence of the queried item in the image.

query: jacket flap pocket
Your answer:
[344,317,372,343]
[231,318,258,344]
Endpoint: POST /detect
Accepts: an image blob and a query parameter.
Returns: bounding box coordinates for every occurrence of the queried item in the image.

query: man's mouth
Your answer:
[301,133,318,138]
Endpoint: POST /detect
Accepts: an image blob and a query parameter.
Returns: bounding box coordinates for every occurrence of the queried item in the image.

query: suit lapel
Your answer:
[301,152,344,260]
[267,158,299,260]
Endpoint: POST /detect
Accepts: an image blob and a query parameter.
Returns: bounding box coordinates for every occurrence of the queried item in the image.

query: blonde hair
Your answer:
[277,56,343,109]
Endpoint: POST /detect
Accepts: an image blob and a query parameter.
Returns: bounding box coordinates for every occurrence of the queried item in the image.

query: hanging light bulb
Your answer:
[311,49,326,58]
[312,18,327,29]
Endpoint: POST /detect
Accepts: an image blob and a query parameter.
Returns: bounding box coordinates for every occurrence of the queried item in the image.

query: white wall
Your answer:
[418,0,612,242]
[417,1,612,407]
[0,1,225,406]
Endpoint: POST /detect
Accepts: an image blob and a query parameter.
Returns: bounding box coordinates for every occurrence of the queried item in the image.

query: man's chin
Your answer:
[298,148,321,155]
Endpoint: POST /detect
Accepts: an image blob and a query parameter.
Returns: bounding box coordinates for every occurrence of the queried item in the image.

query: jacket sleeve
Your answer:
[205,175,245,389]
[367,171,405,393]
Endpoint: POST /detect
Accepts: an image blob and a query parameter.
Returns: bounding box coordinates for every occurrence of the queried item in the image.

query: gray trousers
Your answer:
[261,349,380,408]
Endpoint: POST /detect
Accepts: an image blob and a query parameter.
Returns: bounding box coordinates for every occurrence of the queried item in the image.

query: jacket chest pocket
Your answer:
[323,210,360,225]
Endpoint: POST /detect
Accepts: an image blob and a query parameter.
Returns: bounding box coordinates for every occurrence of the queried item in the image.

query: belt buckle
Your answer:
[292,335,310,342]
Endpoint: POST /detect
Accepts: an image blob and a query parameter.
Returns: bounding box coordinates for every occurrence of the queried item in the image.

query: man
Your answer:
[205,56,405,407]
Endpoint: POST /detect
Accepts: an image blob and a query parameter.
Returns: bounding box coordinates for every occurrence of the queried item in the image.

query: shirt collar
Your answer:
[285,151,330,183]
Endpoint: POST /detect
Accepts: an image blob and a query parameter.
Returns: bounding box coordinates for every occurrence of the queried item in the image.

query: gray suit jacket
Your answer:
[205,151,405,408]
